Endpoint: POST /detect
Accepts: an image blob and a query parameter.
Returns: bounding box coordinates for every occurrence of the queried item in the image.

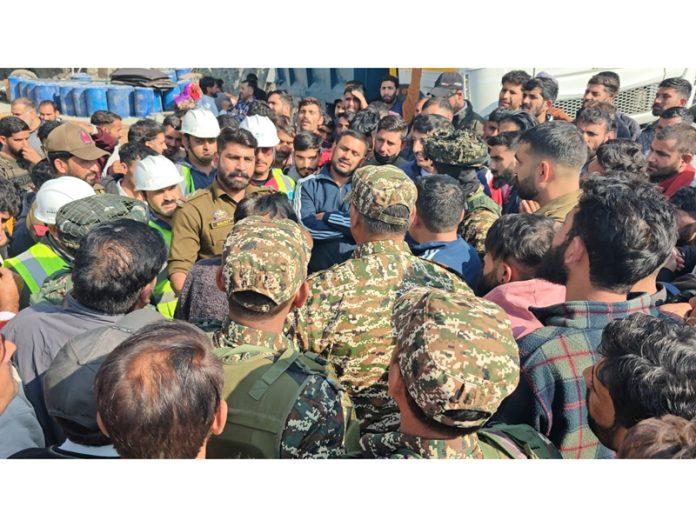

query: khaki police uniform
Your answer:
[167,178,274,278]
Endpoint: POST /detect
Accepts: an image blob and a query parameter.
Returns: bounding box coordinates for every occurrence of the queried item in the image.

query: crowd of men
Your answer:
[1,68,696,459]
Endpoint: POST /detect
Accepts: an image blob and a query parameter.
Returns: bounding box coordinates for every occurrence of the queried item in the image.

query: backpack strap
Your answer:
[479,423,562,459]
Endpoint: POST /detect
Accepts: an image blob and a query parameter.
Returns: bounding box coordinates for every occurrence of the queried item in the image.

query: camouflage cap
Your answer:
[422,127,488,167]
[55,194,148,250]
[393,287,519,429]
[345,165,416,226]
[222,216,312,313]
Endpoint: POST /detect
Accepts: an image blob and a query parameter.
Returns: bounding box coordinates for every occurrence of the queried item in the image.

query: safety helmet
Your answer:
[180,108,221,138]
[134,155,184,192]
[240,115,279,148]
[34,176,96,225]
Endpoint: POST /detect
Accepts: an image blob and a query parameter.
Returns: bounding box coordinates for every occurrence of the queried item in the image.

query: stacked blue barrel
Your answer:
[8,69,193,118]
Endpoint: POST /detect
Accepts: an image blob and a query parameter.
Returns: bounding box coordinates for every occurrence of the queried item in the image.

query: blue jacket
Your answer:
[294,166,356,272]
[407,234,481,289]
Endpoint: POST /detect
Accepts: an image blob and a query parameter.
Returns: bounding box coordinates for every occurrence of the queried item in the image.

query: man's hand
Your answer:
[664,248,685,272]
[21,145,42,166]
[520,199,541,214]
[0,269,20,314]
[315,212,325,221]
[347,89,368,110]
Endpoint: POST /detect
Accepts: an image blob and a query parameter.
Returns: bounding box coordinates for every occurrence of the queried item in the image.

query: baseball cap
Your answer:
[422,127,488,167]
[345,165,416,226]
[392,287,519,429]
[44,122,109,160]
[429,71,464,98]
[222,216,312,312]
[55,194,149,250]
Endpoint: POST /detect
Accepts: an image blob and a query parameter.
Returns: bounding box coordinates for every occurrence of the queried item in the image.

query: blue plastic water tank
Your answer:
[175,68,192,80]
[71,73,92,82]
[134,87,155,117]
[162,84,182,111]
[8,77,21,101]
[86,86,109,115]
[59,84,75,115]
[71,85,90,117]
[153,91,163,113]
[34,83,58,108]
[107,85,134,118]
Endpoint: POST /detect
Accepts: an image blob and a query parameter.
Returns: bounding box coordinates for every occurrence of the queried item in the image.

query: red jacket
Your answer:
[657,165,696,198]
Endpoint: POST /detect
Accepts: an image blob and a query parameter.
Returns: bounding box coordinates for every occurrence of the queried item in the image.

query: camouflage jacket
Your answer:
[360,432,488,459]
[287,239,473,434]
[0,155,32,191]
[213,319,353,459]
[460,185,501,255]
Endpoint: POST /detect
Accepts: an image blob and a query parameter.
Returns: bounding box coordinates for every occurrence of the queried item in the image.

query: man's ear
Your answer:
[215,266,226,293]
[96,412,110,438]
[53,157,69,176]
[565,235,587,265]
[210,400,227,436]
[292,281,309,309]
[496,261,513,285]
[680,152,693,171]
[139,278,156,305]
[538,159,552,184]
[607,130,616,141]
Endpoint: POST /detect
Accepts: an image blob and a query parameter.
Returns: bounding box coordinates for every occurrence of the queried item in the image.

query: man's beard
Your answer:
[373,151,400,166]
[535,236,572,285]
[586,390,622,452]
[649,166,679,183]
[516,176,539,201]
[477,269,500,296]
[218,168,251,191]
[382,93,395,104]
[275,147,291,166]
[492,168,516,189]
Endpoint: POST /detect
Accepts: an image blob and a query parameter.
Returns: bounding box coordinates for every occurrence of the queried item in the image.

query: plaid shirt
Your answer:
[493,293,659,459]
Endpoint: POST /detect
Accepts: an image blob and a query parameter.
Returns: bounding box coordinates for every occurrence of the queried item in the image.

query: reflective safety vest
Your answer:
[270,169,296,201]
[148,220,177,319]
[179,164,196,196]
[4,242,68,294]
[207,344,361,459]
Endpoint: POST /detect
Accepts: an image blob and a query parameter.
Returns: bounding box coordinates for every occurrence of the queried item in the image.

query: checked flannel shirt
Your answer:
[492,293,659,459]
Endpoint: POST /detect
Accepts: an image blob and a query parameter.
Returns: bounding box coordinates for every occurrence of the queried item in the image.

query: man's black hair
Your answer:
[72,219,167,315]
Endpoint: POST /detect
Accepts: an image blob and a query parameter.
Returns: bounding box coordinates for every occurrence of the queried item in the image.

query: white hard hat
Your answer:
[240,115,279,148]
[181,108,220,138]
[134,155,184,192]
[34,176,96,225]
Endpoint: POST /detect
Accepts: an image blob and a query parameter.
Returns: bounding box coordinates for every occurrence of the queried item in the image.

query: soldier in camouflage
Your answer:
[206,215,360,459]
[287,164,472,434]
[359,287,561,459]
[31,194,148,306]
[423,127,501,256]
[0,116,38,192]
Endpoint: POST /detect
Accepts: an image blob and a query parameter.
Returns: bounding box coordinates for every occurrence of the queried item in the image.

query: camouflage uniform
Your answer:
[208,216,359,459]
[30,195,148,306]
[288,165,473,434]
[460,185,501,255]
[0,155,33,191]
[423,128,501,255]
[359,287,559,459]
